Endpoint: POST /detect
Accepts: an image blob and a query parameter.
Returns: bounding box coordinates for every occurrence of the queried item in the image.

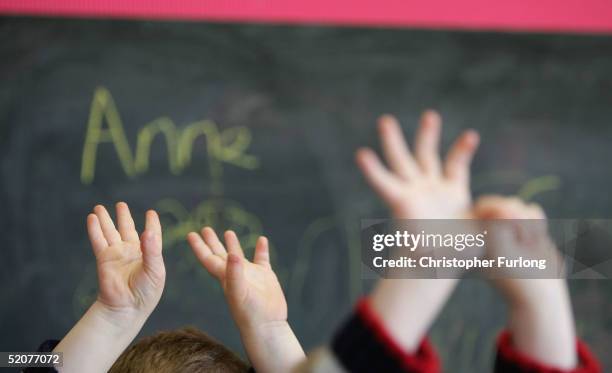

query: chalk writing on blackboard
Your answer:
[80,87,259,194]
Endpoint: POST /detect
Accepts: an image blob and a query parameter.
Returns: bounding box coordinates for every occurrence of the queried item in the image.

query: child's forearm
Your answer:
[53,301,150,373]
[239,320,305,373]
[507,279,577,369]
[370,278,457,352]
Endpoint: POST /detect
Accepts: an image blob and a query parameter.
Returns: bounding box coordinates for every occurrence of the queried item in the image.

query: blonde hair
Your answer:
[109,327,249,373]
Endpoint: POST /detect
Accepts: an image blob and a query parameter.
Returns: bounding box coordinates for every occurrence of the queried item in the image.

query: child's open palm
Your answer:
[87,203,165,314]
[356,110,480,219]
[187,228,287,328]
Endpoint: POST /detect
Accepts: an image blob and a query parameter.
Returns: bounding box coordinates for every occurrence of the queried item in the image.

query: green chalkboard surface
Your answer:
[1,17,612,371]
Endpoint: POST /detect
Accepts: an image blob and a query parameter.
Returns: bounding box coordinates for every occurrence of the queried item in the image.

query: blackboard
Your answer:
[1,17,611,371]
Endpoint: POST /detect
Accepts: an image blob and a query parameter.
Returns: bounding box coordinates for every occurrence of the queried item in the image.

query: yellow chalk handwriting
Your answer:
[80,87,259,184]
[81,87,135,183]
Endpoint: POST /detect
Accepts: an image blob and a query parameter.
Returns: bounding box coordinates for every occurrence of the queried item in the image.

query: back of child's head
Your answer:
[109,327,249,373]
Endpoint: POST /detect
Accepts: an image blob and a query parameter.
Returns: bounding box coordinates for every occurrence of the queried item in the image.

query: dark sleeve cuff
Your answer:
[495,330,600,373]
[332,297,440,373]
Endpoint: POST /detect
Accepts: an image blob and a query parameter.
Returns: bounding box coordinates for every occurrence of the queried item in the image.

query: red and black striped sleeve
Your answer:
[331,298,440,373]
[494,330,601,373]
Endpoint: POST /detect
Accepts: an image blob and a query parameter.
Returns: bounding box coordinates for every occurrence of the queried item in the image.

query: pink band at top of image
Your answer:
[1,0,612,34]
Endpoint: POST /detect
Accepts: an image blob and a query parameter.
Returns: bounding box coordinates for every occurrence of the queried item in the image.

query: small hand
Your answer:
[87,203,165,317]
[188,229,304,373]
[472,196,563,306]
[52,203,165,372]
[356,110,479,219]
[187,228,287,329]
[357,111,480,352]
[472,195,577,369]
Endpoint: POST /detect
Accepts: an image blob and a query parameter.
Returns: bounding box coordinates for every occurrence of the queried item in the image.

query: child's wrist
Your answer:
[507,280,569,312]
[239,319,293,343]
[90,300,151,332]
[239,320,305,373]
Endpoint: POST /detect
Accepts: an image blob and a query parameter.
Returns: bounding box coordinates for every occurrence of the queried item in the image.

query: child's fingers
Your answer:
[253,236,271,268]
[187,232,225,279]
[87,214,108,256]
[226,253,247,304]
[475,195,508,207]
[474,195,525,219]
[355,148,403,204]
[414,110,442,176]
[144,210,163,238]
[116,202,139,242]
[93,205,122,245]
[378,115,420,180]
[527,203,546,219]
[187,232,212,257]
[142,210,164,275]
[141,229,165,285]
[224,230,245,258]
[444,129,480,184]
[202,227,228,258]
[526,204,548,236]
[142,210,163,256]
[473,195,509,218]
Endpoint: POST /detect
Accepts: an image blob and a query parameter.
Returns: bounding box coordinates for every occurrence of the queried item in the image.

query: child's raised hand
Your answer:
[187,228,304,373]
[356,111,479,354]
[356,110,479,219]
[187,228,287,329]
[87,203,165,316]
[187,228,305,373]
[53,203,165,372]
[472,195,577,369]
[472,196,564,305]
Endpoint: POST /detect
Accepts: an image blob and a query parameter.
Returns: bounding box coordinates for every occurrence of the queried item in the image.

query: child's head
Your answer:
[109,327,249,373]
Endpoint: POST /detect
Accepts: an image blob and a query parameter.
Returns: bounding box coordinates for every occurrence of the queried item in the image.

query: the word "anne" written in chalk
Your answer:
[80,87,259,184]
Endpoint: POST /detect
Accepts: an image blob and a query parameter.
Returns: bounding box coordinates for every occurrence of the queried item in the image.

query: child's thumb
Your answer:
[141,230,165,283]
[226,253,247,302]
[473,196,509,219]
